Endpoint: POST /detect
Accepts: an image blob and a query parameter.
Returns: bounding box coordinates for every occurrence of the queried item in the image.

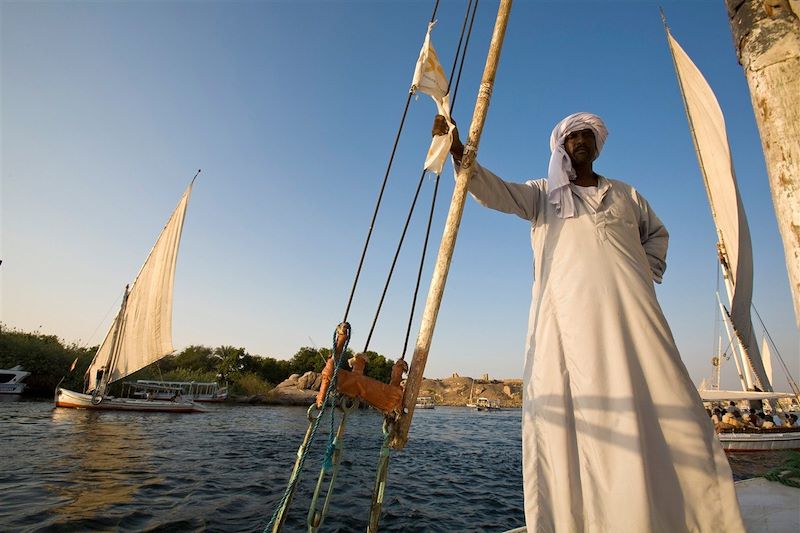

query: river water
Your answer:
[0,401,788,532]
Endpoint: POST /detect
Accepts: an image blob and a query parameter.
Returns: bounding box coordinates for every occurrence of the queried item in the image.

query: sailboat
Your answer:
[55,175,204,413]
[664,23,800,451]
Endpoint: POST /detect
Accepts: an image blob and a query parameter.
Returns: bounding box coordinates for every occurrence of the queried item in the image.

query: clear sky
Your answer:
[2,0,797,391]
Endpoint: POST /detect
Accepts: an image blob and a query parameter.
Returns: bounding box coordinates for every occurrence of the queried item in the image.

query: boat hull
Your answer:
[55,387,205,413]
[718,430,800,452]
[500,478,800,533]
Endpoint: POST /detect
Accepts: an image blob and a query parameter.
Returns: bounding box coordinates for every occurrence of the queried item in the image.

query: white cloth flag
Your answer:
[411,22,453,175]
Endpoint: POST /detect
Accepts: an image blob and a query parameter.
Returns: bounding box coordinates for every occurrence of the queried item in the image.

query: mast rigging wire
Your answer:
[361,0,480,355]
[340,0,442,324]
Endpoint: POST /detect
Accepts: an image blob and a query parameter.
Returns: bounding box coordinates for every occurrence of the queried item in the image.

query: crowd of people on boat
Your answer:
[707,401,799,431]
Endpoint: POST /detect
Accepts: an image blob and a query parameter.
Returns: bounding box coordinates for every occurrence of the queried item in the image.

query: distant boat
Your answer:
[666,27,800,452]
[666,25,775,395]
[474,397,500,412]
[466,380,477,408]
[698,390,800,452]
[0,366,30,395]
[131,380,228,403]
[415,396,435,409]
[55,176,204,413]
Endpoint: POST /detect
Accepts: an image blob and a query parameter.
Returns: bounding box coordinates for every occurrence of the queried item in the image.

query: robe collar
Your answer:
[568,174,612,202]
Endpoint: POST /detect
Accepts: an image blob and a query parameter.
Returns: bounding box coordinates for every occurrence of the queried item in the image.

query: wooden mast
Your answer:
[389,0,513,449]
[725,0,800,329]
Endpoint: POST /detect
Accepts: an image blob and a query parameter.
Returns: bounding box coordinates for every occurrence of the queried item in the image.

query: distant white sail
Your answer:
[761,336,773,385]
[86,184,193,391]
[667,32,771,391]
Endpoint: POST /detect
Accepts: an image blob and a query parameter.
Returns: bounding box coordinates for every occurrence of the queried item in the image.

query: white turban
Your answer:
[547,112,608,218]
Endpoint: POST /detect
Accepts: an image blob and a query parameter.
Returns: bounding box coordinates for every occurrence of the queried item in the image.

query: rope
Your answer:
[751,304,800,399]
[263,330,351,533]
[401,0,478,359]
[341,0,442,324]
[401,175,440,358]
[762,451,800,488]
[363,0,480,355]
[450,0,479,110]
[267,2,479,530]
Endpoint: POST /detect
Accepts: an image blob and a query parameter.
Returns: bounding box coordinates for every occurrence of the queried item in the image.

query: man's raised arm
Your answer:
[432,115,541,222]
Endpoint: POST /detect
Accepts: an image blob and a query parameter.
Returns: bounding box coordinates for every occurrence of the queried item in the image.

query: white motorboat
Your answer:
[0,366,31,395]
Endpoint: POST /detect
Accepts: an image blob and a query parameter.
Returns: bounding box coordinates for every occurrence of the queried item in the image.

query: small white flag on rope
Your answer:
[411,22,454,176]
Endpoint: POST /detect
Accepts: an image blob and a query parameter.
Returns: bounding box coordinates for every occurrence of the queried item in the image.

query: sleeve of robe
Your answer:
[465,162,542,222]
[631,189,669,284]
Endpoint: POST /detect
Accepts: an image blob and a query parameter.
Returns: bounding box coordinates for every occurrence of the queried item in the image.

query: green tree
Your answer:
[362,351,395,383]
[241,354,292,385]
[214,345,246,383]
[172,345,216,372]
[0,324,96,396]
[290,347,327,374]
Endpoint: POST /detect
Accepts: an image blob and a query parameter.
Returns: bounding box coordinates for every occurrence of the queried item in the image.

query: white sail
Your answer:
[666,31,771,391]
[761,336,773,385]
[86,183,193,392]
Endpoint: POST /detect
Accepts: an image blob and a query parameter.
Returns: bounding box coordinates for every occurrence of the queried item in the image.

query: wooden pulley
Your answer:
[315,348,406,416]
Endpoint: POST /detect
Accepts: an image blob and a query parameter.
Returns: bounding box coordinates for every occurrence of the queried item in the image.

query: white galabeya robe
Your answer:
[467,163,744,533]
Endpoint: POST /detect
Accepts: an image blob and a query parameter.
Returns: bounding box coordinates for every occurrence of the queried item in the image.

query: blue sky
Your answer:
[2,0,797,390]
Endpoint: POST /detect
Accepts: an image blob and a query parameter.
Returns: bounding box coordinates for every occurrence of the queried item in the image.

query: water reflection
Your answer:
[48,409,161,527]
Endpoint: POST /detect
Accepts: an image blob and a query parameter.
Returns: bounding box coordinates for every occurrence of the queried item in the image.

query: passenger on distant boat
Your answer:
[726,400,737,414]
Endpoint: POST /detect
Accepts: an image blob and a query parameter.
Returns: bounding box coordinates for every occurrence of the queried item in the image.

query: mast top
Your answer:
[659,7,669,31]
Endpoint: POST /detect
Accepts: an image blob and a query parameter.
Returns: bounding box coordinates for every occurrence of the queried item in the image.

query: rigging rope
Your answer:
[341,0,442,324]
[751,304,800,399]
[363,0,480,356]
[264,328,351,533]
[364,3,480,532]
[401,0,479,360]
[267,2,480,531]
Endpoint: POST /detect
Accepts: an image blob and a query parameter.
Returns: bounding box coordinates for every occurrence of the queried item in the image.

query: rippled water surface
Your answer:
[0,401,788,532]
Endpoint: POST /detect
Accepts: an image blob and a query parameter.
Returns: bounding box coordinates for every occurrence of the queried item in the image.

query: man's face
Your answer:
[563,128,597,166]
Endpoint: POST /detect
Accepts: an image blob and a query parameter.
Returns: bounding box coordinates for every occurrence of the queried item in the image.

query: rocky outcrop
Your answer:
[418,376,522,408]
[263,371,323,405]
[235,371,523,407]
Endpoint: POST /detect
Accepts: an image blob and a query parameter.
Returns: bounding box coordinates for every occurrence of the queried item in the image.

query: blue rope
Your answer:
[263,329,351,533]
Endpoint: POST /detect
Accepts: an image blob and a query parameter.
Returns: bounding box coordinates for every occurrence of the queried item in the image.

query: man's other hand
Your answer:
[432,114,465,162]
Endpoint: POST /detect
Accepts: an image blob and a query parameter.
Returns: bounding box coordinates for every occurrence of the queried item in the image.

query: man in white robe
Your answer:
[434,112,744,532]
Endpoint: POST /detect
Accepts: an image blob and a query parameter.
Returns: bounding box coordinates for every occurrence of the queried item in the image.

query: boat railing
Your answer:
[716,425,800,434]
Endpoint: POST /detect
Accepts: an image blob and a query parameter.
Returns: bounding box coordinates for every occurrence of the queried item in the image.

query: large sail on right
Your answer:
[666,32,771,391]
